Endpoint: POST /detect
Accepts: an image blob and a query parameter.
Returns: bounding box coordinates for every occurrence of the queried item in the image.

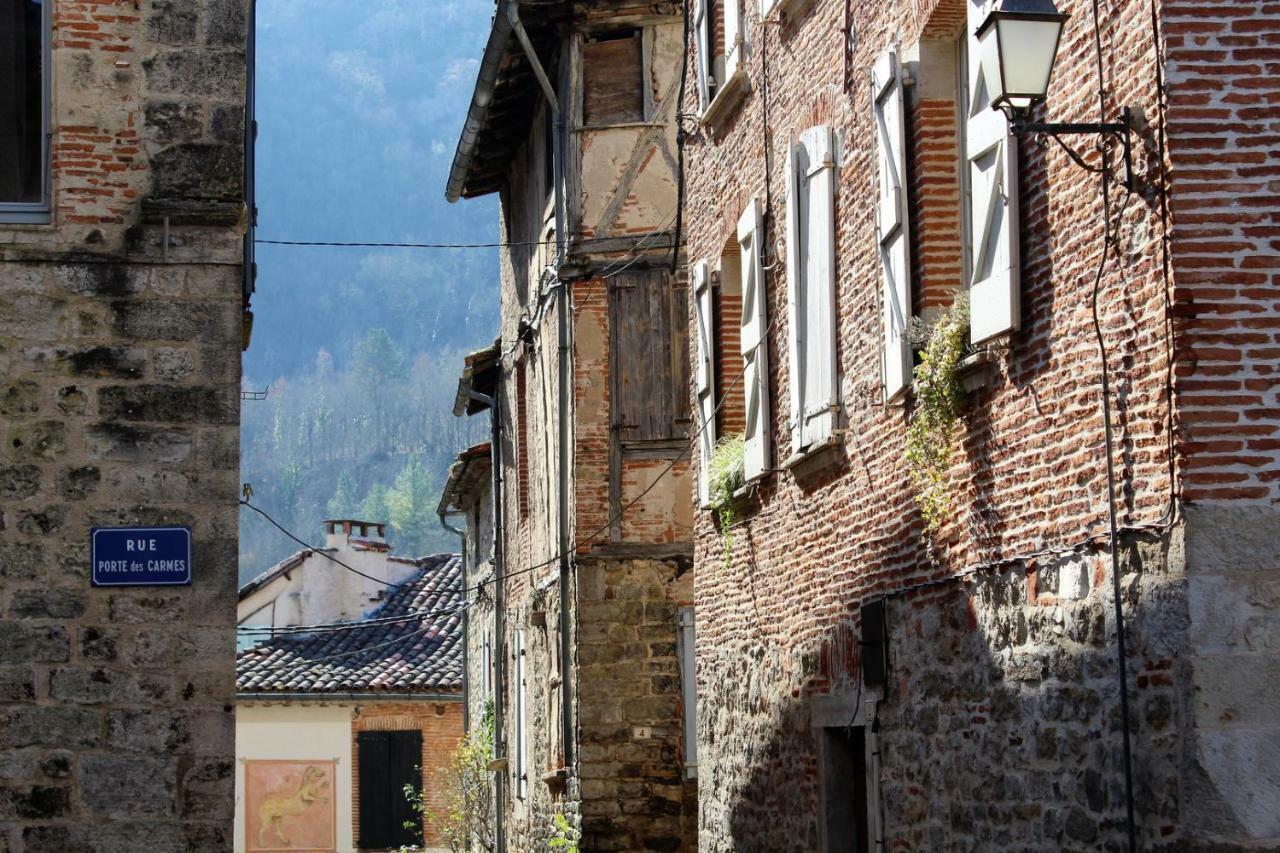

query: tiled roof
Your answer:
[236,554,463,695]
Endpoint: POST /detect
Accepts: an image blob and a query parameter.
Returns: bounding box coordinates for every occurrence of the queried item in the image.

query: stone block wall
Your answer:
[0,0,246,849]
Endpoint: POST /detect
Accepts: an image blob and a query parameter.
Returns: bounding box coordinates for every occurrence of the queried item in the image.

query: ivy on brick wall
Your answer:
[905,295,970,536]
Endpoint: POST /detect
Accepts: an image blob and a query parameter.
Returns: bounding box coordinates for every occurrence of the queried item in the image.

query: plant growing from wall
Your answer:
[401,700,496,853]
[707,435,746,567]
[904,294,971,535]
[547,812,580,852]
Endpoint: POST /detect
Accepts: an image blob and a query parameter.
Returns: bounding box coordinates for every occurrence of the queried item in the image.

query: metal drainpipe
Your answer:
[438,511,468,733]
[507,0,575,776]
[470,387,505,853]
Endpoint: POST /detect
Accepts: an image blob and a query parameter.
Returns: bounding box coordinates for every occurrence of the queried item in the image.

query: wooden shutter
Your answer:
[514,629,528,799]
[692,261,716,506]
[358,730,423,850]
[677,607,698,779]
[785,141,805,451]
[583,31,644,125]
[873,48,912,402]
[966,0,1020,344]
[724,0,743,82]
[694,0,712,112]
[799,125,839,449]
[611,270,687,442]
[738,200,770,481]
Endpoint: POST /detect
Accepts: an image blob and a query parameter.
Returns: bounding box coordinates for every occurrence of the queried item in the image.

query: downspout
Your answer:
[508,0,575,774]
[438,510,468,732]
[471,387,505,853]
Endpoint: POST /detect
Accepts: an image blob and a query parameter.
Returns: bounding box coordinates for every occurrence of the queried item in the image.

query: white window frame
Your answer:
[677,607,697,779]
[0,0,53,223]
[872,47,913,402]
[696,0,748,125]
[785,125,840,455]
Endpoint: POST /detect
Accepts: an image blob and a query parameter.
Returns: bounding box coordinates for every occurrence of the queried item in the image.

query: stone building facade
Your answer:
[0,0,248,850]
[681,0,1280,850]
[442,1,699,849]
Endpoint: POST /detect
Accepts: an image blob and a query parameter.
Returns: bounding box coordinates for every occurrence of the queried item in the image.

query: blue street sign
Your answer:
[91,526,192,587]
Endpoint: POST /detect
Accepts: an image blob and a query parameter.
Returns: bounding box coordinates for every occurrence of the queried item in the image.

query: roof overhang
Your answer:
[445,0,567,202]
[453,339,501,417]
[438,442,494,517]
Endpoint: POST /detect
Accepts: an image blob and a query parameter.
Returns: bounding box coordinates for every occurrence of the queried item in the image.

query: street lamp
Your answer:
[975,0,1068,115]
[977,0,1134,190]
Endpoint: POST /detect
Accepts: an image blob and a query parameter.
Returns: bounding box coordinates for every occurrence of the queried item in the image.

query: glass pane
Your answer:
[0,0,44,204]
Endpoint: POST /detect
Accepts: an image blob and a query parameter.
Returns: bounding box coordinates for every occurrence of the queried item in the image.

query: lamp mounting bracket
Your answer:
[1009,105,1135,192]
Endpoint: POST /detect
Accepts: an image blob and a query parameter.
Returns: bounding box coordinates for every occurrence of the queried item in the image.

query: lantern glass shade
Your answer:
[975,0,1068,114]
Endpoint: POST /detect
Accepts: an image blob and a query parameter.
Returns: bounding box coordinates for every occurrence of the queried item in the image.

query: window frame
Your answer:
[0,0,53,223]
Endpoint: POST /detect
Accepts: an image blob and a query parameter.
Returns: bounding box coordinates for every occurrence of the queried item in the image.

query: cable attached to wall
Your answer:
[1085,1,1138,849]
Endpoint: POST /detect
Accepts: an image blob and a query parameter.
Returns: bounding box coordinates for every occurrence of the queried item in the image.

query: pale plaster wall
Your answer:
[234,703,355,853]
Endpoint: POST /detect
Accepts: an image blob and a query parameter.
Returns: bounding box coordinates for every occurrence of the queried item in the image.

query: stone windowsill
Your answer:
[956,349,1000,394]
[783,433,844,479]
[701,68,749,130]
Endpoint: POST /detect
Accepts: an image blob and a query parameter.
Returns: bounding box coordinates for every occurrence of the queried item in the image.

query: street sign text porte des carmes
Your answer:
[91,526,193,587]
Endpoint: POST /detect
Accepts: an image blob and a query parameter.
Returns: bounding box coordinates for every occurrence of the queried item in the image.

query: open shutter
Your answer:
[799,125,839,448]
[514,628,528,800]
[785,141,806,452]
[738,200,770,481]
[873,48,912,402]
[677,607,698,779]
[966,0,1020,344]
[724,0,743,81]
[694,0,712,112]
[692,261,716,506]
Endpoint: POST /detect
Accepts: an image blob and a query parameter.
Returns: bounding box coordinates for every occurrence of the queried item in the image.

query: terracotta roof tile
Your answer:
[236,554,463,695]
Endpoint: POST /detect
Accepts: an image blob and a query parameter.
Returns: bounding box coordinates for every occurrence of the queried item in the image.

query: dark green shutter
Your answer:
[357,730,424,850]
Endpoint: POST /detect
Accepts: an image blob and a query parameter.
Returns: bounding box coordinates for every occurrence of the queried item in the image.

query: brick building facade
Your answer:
[442,1,699,848]
[682,0,1280,849]
[0,0,248,850]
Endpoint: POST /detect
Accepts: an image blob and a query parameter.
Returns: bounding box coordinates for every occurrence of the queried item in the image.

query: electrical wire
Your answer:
[1085,2,1138,850]
[255,238,553,249]
[238,602,474,671]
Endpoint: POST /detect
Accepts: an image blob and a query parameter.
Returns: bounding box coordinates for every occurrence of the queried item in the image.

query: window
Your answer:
[963,1,1020,344]
[693,0,744,118]
[872,48,913,402]
[583,30,644,125]
[821,725,870,852]
[357,730,424,850]
[513,628,528,799]
[785,125,840,454]
[677,607,697,779]
[610,270,691,444]
[0,0,50,220]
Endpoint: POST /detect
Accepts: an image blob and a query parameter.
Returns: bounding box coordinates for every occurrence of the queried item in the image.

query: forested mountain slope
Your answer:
[240,0,497,582]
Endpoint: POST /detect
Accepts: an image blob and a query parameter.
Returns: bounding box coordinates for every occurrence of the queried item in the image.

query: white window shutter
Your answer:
[724,0,743,81]
[799,125,838,448]
[966,0,1020,344]
[737,199,770,482]
[693,261,716,506]
[694,0,712,112]
[677,607,697,778]
[785,142,806,452]
[873,48,912,402]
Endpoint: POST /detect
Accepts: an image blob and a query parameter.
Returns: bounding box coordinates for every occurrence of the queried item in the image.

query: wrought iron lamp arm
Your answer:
[1008,105,1134,192]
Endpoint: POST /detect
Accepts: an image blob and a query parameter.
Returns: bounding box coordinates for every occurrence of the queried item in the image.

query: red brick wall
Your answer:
[1163,1,1280,502]
[350,701,464,851]
[680,0,1241,845]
